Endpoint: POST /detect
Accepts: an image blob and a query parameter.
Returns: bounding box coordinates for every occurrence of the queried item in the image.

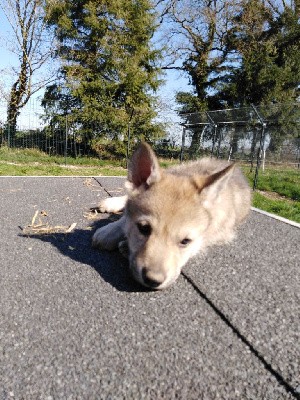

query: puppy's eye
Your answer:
[136,222,152,237]
[180,238,192,247]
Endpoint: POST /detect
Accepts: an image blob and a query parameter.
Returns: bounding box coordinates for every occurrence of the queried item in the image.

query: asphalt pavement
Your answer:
[0,176,299,399]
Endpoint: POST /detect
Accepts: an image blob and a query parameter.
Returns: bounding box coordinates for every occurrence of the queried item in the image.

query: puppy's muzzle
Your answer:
[141,268,166,289]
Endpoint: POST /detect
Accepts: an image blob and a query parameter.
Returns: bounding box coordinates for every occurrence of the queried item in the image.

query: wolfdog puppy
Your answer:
[92,143,251,289]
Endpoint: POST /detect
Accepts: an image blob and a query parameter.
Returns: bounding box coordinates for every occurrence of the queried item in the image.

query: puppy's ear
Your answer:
[192,163,235,200]
[128,142,161,188]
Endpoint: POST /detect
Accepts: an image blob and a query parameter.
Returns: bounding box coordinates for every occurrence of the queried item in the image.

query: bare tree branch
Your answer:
[0,0,55,135]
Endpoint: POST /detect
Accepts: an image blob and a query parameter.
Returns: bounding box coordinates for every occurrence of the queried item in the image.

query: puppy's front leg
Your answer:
[98,195,128,213]
[92,215,126,251]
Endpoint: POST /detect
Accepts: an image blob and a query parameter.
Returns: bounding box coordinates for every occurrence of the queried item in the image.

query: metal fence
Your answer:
[0,100,299,189]
[178,103,300,188]
[0,125,93,158]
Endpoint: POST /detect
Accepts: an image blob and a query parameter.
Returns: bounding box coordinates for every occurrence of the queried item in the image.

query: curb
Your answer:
[251,207,300,229]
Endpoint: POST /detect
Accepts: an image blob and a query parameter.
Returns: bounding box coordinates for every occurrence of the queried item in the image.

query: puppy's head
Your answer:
[124,143,234,290]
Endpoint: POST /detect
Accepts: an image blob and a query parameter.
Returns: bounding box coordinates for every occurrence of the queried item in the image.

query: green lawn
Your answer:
[243,166,300,223]
[0,146,127,176]
[252,192,300,223]
[0,162,127,176]
[248,168,299,200]
[1,147,299,223]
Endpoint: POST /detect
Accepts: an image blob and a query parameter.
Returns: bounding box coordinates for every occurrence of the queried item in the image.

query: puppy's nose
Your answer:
[141,268,165,289]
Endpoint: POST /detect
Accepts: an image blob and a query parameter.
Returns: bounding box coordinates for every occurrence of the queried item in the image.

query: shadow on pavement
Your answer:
[19,216,146,293]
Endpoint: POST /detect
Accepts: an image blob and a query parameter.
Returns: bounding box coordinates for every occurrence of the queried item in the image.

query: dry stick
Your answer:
[22,210,77,235]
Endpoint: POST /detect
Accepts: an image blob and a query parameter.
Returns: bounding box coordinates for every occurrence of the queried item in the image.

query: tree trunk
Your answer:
[6,57,29,145]
[250,130,258,171]
[6,95,19,146]
[189,127,205,158]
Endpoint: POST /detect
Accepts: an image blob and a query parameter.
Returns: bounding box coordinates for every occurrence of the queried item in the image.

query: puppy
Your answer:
[93,143,251,289]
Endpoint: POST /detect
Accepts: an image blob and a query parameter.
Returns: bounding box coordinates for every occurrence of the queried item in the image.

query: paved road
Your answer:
[0,177,299,399]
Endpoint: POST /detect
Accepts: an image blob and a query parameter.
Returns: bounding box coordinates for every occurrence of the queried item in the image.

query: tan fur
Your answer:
[92,143,251,290]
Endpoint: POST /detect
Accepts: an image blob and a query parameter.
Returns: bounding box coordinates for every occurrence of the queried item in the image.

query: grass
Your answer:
[0,146,127,176]
[0,146,299,223]
[0,162,127,176]
[252,191,300,223]
[243,166,300,223]
[249,168,299,200]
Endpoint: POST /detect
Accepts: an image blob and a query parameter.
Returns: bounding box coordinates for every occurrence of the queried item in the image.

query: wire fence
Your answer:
[177,103,300,189]
[0,99,299,189]
[0,125,93,158]
[179,104,299,162]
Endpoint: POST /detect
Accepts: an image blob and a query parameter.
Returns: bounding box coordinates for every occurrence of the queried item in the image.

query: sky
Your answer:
[0,6,190,136]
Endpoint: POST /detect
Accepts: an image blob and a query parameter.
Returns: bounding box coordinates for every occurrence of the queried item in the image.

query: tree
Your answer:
[43,0,164,153]
[155,0,242,155]
[223,0,300,106]
[0,0,54,140]
[158,0,299,109]
[158,0,299,156]
[223,0,300,151]
[157,0,240,111]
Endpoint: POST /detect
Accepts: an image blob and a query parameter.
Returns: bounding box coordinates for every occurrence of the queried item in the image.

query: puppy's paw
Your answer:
[92,216,126,251]
[92,225,119,251]
[118,240,129,258]
[98,195,127,213]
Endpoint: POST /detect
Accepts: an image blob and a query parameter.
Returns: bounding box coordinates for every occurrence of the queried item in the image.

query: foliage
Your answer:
[160,0,300,108]
[223,0,300,107]
[159,0,239,112]
[160,0,300,154]
[90,138,127,160]
[175,92,204,114]
[43,0,165,148]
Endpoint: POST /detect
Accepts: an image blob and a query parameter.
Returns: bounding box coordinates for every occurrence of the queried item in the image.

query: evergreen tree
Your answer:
[223,0,300,106]
[43,0,164,154]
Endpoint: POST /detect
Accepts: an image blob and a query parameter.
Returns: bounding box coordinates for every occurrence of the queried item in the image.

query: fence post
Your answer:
[127,119,131,169]
[180,125,186,162]
[249,130,258,173]
[216,128,222,159]
[65,115,68,165]
[251,104,267,190]
[210,125,218,156]
[199,125,207,152]
[7,123,11,148]
[297,137,300,169]
[253,122,267,190]
[228,145,233,162]
[126,109,134,168]
[205,112,217,157]
[262,149,266,171]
